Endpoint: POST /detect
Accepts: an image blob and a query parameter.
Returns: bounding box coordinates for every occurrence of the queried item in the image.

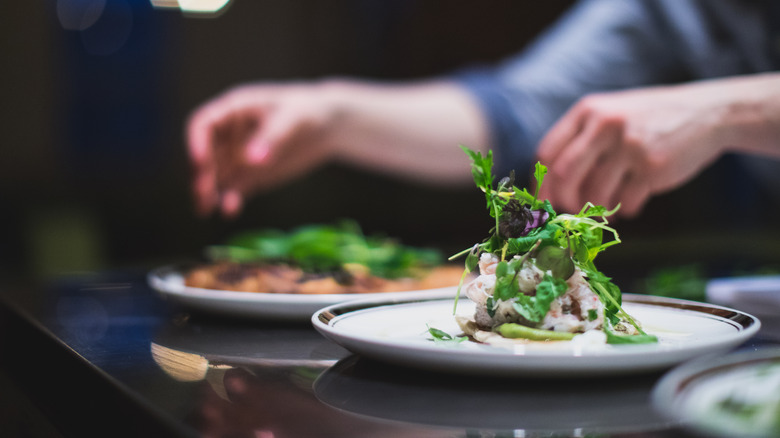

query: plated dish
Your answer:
[185,222,462,294]
[148,264,462,320]
[149,222,466,320]
[312,294,760,377]
[443,148,660,350]
[312,149,761,376]
[652,348,780,437]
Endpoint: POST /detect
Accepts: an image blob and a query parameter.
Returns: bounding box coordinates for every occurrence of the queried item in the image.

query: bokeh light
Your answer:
[79,0,133,55]
[56,0,134,56]
[149,0,233,17]
[57,0,106,31]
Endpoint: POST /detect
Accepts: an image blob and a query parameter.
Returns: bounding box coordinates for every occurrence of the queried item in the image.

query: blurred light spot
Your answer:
[57,0,106,31]
[80,0,134,55]
[153,0,233,17]
[178,0,231,13]
[151,343,209,381]
[148,0,179,9]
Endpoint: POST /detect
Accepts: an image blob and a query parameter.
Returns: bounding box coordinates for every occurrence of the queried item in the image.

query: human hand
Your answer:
[187,79,488,218]
[187,82,340,218]
[536,83,734,217]
[537,74,780,217]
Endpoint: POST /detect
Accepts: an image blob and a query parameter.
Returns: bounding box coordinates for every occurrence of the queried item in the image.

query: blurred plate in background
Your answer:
[652,348,780,438]
[148,264,462,321]
[708,275,780,340]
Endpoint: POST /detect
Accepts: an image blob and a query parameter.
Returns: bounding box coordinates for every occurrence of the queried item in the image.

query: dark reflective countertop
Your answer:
[1,269,777,438]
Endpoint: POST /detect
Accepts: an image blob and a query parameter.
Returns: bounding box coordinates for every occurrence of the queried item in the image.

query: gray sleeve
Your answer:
[453,0,769,179]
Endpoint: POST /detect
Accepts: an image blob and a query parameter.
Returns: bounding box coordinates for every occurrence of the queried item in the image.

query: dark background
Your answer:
[2,0,779,292]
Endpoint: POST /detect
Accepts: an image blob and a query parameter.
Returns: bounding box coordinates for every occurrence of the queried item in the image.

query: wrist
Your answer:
[716,74,780,157]
[313,79,363,158]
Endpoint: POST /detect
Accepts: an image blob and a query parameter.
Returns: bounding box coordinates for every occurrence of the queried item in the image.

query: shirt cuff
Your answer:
[451,67,536,181]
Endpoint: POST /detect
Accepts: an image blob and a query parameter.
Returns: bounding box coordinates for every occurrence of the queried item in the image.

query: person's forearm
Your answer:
[718,73,780,158]
[320,79,490,186]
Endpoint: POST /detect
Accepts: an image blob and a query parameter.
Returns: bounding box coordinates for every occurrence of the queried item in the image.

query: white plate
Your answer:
[707,275,780,340]
[652,348,780,437]
[312,294,760,376]
[707,275,780,309]
[147,264,462,321]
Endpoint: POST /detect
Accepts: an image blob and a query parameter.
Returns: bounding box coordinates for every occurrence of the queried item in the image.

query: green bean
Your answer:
[497,323,576,341]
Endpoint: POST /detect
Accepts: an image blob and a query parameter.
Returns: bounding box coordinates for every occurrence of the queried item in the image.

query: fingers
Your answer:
[246,138,271,164]
[537,101,592,208]
[214,107,300,217]
[185,83,335,219]
[537,104,585,166]
[194,167,219,216]
[245,103,302,162]
[188,100,229,216]
[580,144,629,210]
[186,87,274,217]
[220,189,244,219]
[615,171,650,217]
[187,90,253,163]
[543,117,623,213]
[187,98,236,217]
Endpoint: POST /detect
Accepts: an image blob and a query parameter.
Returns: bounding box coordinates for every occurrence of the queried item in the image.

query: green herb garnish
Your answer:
[451,146,657,344]
[207,220,442,279]
[427,325,467,345]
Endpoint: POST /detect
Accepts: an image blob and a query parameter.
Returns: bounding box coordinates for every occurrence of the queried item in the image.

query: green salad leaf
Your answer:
[511,274,568,323]
[207,220,442,279]
[427,325,467,345]
[451,146,657,345]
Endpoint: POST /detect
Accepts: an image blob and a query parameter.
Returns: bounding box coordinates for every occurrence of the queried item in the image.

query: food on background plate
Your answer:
[445,147,657,345]
[672,357,780,437]
[185,222,464,294]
